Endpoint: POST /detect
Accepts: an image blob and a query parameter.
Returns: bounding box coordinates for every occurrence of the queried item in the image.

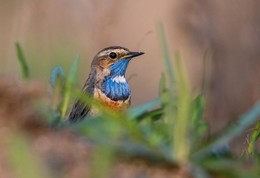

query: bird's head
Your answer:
[91,46,144,77]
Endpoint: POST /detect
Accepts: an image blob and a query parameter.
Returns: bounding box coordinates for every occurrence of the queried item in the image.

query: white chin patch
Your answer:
[112,75,126,83]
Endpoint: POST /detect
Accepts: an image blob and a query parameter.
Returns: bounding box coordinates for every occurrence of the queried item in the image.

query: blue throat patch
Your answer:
[101,58,131,101]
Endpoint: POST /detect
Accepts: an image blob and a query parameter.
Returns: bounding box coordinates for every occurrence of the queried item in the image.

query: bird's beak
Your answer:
[124,51,144,59]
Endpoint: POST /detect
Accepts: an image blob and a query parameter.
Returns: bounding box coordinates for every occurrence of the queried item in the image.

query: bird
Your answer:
[68,46,144,122]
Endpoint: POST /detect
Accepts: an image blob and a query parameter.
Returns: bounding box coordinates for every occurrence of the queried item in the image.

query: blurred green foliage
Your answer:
[9,28,260,177]
[7,133,49,178]
[16,42,30,79]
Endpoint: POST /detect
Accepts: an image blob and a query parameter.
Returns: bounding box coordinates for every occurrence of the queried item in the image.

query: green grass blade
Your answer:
[191,96,207,133]
[193,101,260,161]
[157,23,178,161]
[49,66,66,117]
[50,66,65,89]
[128,98,160,119]
[157,22,175,95]
[61,56,79,117]
[15,42,30,79]
[173,53,192,163]
[190,96,208,150]
[157,24,176,125]
[246,121,260,156]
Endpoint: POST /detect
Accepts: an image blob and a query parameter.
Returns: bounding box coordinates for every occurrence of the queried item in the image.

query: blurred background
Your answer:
[1,0,260,134]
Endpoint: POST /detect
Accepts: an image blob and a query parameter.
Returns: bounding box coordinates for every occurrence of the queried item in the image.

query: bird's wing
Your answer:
[68,69,96,122]
[68,98,90,122]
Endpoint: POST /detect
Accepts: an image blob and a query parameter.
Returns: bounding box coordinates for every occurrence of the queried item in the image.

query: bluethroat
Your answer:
[68,46,144,121]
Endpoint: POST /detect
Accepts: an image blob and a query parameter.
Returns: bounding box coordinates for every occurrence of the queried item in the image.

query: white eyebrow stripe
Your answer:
[111,75,126,83]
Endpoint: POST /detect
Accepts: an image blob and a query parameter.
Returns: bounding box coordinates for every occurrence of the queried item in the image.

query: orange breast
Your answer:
[94,88,130,111]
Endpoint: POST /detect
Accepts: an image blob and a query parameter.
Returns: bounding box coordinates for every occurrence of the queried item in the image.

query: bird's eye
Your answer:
[109,52,117,59]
